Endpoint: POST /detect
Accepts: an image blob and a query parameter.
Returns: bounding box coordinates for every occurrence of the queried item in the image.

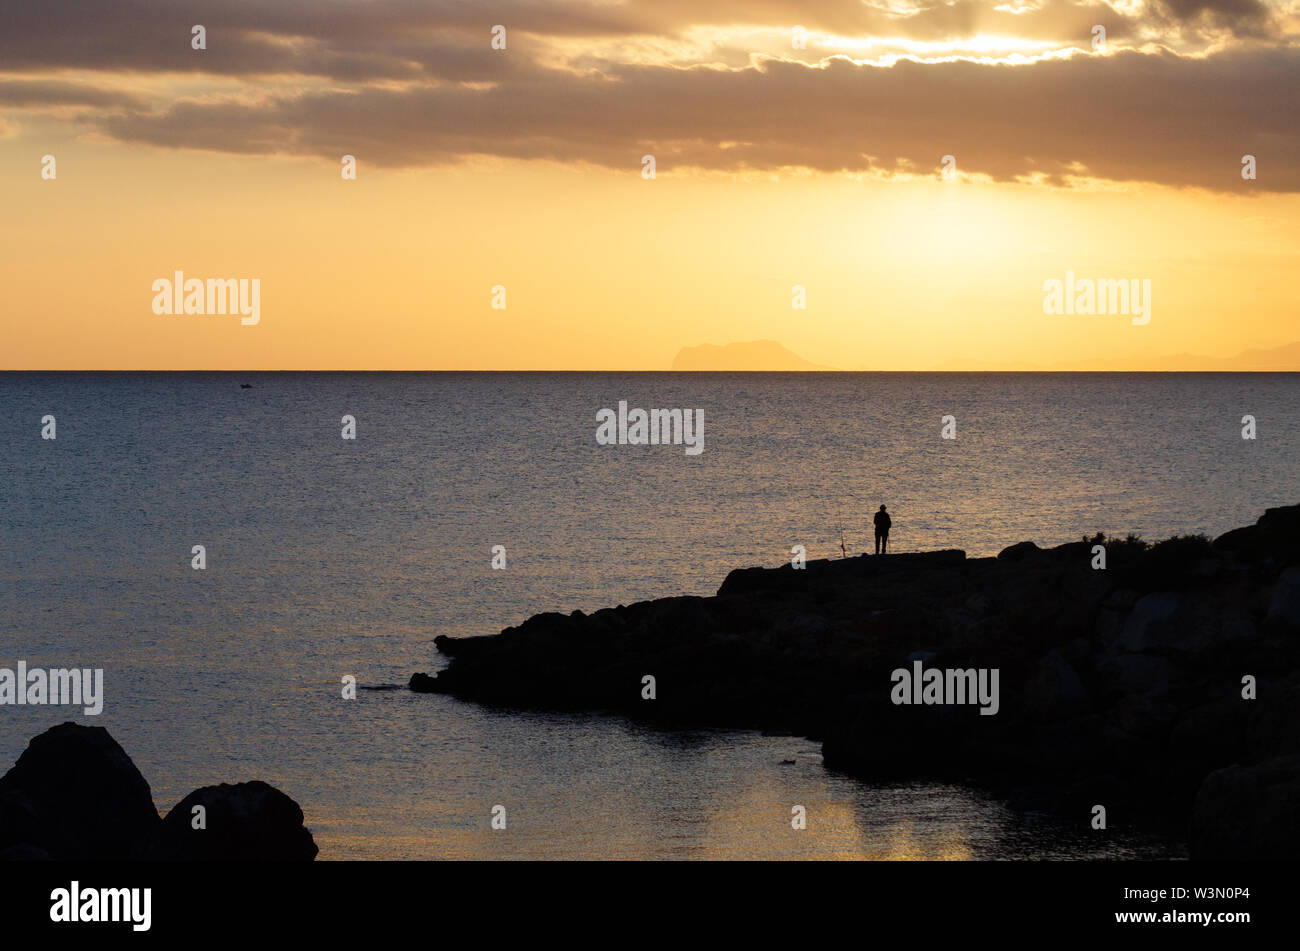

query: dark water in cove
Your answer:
[2,372,1296,858]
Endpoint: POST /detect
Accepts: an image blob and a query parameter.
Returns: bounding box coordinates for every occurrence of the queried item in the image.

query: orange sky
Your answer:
[3,1,1298,369]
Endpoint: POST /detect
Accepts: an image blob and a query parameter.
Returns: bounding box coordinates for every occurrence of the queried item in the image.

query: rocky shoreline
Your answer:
[413,505,1300,859]
[0,723,317,861]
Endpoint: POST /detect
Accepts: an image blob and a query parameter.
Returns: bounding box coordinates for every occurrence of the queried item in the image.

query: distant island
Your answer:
[1142,340,1300,372]
[668,339,1300,372]
[934,340,1300,372]
[671,340,837,371]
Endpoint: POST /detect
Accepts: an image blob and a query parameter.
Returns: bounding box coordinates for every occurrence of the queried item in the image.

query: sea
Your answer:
[2,371,1297,859]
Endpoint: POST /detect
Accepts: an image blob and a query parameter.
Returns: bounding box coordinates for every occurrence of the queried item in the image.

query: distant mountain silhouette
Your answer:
[671,340,836,371]
[1146,340,1300,371]
[935,340,1300,372]
[669,338,1300,372]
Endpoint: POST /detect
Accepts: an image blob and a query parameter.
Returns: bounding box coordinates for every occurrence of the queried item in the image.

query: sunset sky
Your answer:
[3,0,1298,369]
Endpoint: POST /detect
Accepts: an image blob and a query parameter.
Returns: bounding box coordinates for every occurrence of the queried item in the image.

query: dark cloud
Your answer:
[1147,0,1278,39]
[2,0,1294,192]
[0,0,654,80]
[87,45,1300,192]
[0,0,1236,81]
[0,78,143,109]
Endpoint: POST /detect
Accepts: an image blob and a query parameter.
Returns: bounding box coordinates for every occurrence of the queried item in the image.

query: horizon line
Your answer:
[4,368,1300,375]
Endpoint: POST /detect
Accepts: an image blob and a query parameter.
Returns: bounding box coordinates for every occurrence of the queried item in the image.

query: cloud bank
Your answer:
[2,0,1296,191]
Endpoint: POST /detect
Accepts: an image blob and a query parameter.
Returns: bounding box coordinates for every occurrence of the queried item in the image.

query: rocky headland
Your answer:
[412,505,1300,859]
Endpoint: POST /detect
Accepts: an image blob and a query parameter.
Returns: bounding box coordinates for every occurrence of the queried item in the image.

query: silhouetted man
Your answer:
[874,504,892,555]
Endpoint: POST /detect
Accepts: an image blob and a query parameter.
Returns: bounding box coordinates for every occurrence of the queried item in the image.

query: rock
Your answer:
[788,614,828,635]
[1047,540,1095,563]
[1098,652,1176,696]
[1117,592,1181,652]
[1248,672,1300,759]
[0,724,319,862]
[716,549,966,597]
[1191,755,1300,860]
[1101,588,1139,611]
[1031,715,1107,775]
[1216,504,1300,564]
[1025,649,1091,721]
[822,704,973,779]
[154,781,318,861]
[0,723,160,860]
[1213,525,1259,552]
[1214,614,1257,647]
[1168,701,1249,785]
[1258,504,1300,535]
[409,671,438,692]
[1106,695,1179,745]
[1267,565,1300,629]
[997,541,1040,562]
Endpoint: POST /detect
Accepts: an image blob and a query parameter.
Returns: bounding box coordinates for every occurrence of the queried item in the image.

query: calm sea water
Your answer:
[3,372,1297,859]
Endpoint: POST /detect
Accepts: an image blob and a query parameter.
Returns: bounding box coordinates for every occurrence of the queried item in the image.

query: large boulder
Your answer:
[1258,505,1300,537]
[1191,756,1300,860]
[1024,650,1091,721]
[1117,592,1182,652]
[154,781,318,861]
[0,723,160,860]
[1247,672,1300,759]
[1215,504,1300,564]
[1267,566,1300,629]
[1098,652,1177,697]
[997,541,1041,563]
[1168,700,1249,780]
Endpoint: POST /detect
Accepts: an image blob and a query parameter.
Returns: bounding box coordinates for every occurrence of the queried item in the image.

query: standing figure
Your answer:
[874,504,892,555]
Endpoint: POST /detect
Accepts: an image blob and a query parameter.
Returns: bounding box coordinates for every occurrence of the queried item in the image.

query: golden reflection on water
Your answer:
[305,761,997,860]
[89,702,1164,861]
